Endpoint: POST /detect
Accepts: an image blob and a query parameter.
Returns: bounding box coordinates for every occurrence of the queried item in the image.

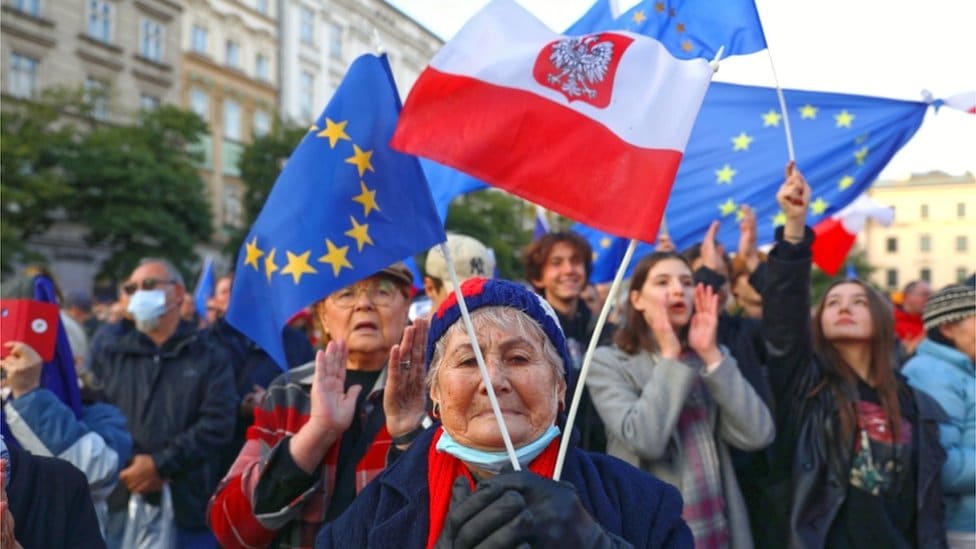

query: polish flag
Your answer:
[942,91,976,114]
[812,194,894,276]
[392,0,713,242]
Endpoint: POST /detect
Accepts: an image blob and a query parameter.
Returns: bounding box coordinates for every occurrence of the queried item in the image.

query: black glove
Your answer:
[476,471,631,549]
[435,475,533,549]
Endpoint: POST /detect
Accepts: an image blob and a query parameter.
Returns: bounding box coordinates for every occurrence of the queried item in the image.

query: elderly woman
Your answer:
[316,277,691,548]
[209,263,430,548]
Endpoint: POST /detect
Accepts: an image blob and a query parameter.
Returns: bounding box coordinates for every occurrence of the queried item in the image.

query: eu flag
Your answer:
[226,54,446,367]
[193,256,215,322]
[573,83,927,282]
[565,0,767,60]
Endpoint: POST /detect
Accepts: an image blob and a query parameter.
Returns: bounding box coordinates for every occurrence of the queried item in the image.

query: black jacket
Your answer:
[91,320,236,529]
[762,227,947,549]
[7,443,106,548]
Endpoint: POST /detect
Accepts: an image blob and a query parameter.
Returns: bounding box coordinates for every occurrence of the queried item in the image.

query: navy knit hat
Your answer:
[426,277,575,394]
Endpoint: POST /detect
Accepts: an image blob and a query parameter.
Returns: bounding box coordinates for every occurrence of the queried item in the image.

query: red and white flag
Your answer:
[812,194,894,276]
[942,91,976,114]
[392,0,713,242]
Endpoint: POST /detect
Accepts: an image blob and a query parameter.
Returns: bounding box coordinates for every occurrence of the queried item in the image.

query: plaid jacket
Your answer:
[208,362,391,549]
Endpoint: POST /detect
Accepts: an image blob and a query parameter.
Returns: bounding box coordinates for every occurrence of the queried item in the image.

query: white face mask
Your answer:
[127,289,168,331]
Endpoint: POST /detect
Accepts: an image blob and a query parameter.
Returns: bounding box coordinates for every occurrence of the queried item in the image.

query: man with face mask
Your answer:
[89,258,236,549]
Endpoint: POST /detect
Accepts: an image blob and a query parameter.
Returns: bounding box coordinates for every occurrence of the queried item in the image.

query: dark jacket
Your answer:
[762,227,947,549]
[315,427,691,548]
[91,320,237,529]
[7,443,106,548]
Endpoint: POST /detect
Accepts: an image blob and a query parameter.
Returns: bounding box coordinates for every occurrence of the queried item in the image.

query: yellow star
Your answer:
[810,197,829,216]
[351,181,380,217]
[318,239,352,277]
[344,217,373,252]
[772,211,786,227]
[676,22,686,33]
[799,104,818,119]
[715,164,737,184]
[631,9,646,24]
[718,198,737,217]
[736,207,747,222]
[835,110,855,128]
[280,250,317,284]
[654,2,665,12]
[680,40,693,52]
[345,145,374,177]
[264,248,279,282]
[854,146,869,165]
[838,175,855,190]
[599,237,611,249]
[762,109,782,127]
[731,132,753,151]
[244,236,264,271]
[316,118,351,148]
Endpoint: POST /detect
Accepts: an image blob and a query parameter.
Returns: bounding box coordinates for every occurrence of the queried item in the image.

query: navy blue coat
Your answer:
[316,428,692,548]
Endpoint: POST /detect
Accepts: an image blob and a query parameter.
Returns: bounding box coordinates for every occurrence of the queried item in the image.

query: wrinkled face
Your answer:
[432,319,565,451]
[903,282,932,315]
[318,275,409,356]
[820,282,874,342]
[533,242,586,305]
[631,258,694,329]
[941,316,976,362]
[214,277,233,315]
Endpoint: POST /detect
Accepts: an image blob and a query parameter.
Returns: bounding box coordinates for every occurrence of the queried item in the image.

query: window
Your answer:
[886,269,898,289]
[329,23,342,59]
[139,94,160,111]
[189,88,209,121]
[920,204,928,219]
[255,53,269,80]
[13,0,41,17]
[222,181,243,226]
[957,235,969,252]
[187,134,212,169]
[84,77,109,120]
[919,234,931,253]
[959,268,970,283]
[8,53,38,99]
[920,268,931,283]
[252,110,270,137]
[299,71,314,120]
[255,0,268,14]
[191,25,208,54]
[226,41,240,68]
[299,7,315,44]
[959,202,967,218]
[139,19,164,62]
[222,140,243,177]
[885,237,897,253]
[87,0,113,43]
[223,98,241,140]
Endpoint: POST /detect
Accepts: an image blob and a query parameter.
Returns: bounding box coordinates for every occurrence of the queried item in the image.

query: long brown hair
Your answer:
[614,252,691,355]
[812,279,903,441]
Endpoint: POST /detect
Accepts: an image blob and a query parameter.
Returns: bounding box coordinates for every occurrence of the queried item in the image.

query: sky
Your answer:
[386,0,976,181]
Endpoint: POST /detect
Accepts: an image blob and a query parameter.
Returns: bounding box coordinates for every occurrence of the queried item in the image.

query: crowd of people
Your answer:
[1,164,974,549]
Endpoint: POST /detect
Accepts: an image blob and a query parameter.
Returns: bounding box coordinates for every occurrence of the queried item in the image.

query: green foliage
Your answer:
[810,246,879,305]
[443,190,534,280]
[227,123,307,257]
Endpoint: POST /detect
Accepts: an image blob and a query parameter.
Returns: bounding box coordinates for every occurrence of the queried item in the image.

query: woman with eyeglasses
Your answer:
[209,263,431,549]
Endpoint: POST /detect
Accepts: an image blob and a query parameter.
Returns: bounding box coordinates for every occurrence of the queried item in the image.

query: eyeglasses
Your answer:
[329,279,400,308]
[122,278,176,295]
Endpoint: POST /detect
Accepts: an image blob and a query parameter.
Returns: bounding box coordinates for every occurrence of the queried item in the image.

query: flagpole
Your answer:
[765,51,796,161]
[554,238,638,480]
[440,242,521,470]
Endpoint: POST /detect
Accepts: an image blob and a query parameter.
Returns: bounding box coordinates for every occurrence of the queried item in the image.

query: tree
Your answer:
[443,190,534,280]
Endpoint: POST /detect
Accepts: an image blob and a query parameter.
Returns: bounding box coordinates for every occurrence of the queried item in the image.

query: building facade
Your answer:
[860,171,976,291]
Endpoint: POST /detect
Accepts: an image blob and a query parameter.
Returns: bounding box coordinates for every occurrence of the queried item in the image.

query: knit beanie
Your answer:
[923,284,976,331]
[426,277,575,393]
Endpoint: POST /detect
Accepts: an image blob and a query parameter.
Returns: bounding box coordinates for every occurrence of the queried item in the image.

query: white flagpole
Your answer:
[553,238,638,480]
[440,242,521,470]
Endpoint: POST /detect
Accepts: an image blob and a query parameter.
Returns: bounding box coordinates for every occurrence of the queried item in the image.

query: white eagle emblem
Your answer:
[546,35,615,100]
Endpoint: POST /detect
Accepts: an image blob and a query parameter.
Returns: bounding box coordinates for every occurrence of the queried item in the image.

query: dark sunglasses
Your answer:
[122,278,175,295]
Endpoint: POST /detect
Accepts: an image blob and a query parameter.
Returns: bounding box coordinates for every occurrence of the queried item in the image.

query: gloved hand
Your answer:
[477,471,629,549]
[435,476,532,549]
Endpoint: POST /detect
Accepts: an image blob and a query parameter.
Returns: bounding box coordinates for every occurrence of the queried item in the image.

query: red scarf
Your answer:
[425,427,561,549]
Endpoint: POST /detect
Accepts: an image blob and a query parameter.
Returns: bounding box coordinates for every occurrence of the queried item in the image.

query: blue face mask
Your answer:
[436,425,561,475]
[127,289,168,325]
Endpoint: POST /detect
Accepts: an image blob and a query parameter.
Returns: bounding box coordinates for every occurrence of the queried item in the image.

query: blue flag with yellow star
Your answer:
[565,0,766,60]
[575,82,927,282]
[226,53,446,367]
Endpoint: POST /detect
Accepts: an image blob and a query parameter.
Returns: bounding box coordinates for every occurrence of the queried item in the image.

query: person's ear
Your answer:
[629,288,646,312]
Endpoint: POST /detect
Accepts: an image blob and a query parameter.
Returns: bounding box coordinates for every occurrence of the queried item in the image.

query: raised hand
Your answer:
[775,161,811,242]
[648,296,682,360]
[384,317,430,439]
[737,205,760,272]
[700,220,724,272]
[688,284,722,366]
[0,341,43,398]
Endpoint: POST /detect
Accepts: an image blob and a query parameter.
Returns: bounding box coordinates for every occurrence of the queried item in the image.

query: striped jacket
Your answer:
[208,361,392,549]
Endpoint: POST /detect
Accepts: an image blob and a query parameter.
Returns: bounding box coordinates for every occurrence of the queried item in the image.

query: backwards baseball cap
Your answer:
[923,284,976,331]
[425,234,495,292]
